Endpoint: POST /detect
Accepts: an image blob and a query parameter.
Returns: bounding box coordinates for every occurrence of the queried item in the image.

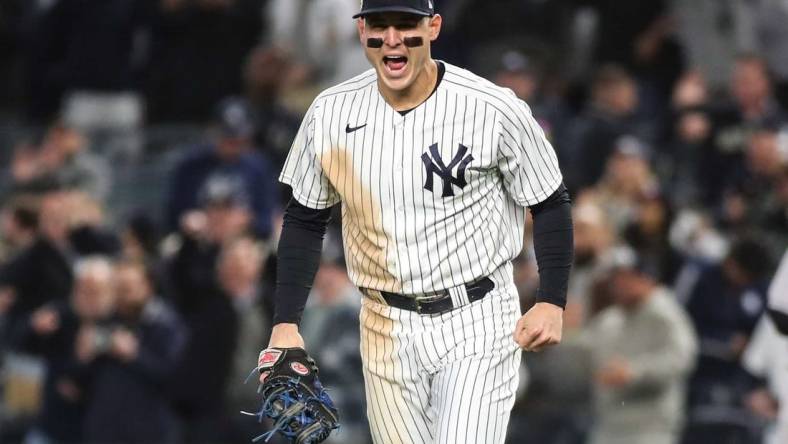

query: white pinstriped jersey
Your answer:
[280,61,562,295]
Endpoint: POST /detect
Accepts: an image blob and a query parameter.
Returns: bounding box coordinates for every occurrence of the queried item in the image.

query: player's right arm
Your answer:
[266,98,340,351]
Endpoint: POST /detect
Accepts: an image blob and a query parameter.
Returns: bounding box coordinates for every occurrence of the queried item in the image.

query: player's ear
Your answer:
[357,18,365,44]
[428,14,442,41]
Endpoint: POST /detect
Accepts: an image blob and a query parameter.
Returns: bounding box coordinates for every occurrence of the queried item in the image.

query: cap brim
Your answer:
[353,7,432,18]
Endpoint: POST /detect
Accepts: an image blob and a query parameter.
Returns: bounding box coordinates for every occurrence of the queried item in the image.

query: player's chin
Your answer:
[379,65,412,89]
[380,75,414,93]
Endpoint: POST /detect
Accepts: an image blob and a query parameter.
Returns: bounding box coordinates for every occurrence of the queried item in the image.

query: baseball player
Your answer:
[255,1,574,443]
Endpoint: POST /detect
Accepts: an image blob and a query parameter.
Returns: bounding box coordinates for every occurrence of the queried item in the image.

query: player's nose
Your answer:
[382,26,402,47]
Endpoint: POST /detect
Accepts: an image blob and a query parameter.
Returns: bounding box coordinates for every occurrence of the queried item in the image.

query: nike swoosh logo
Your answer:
[345,123,367,133]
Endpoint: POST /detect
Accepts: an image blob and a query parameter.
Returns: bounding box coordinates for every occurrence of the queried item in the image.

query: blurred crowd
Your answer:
[0,0,787,443]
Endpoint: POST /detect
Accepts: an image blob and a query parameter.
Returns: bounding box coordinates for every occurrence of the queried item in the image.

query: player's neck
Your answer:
[378,59,438,112]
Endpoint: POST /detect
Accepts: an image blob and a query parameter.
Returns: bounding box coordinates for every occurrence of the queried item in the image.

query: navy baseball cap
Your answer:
[215,97,255,139]
[199,174,251,209]
[353,0,435,18]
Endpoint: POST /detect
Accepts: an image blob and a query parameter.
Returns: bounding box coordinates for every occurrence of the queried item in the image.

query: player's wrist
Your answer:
[533,301,565,311]
[269,323,305,349]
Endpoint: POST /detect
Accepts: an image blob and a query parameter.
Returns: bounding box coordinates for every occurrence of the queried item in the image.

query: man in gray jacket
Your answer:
[584,247,699,444]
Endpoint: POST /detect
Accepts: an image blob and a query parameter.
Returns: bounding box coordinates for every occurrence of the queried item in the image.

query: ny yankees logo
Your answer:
[421,143,474,197]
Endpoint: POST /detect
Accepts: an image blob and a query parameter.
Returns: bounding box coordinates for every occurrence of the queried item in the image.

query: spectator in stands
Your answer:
[748,0,788,109]
[745,127,788,184]
[682,237,774,443]
[492,49,571,149]
[719,125,788,233]
[567,200,616,322]
[580,136,659,233]
[266,0,364,84]
[660,69,712,207]
[165,97,279,239]
[584,247,698,444]
[120,212,161,265]
[564,65,644,191]
[701,53,785,206]
[11,123,111,201]
[583,0,684,110]
[170,236,265,443]
[451,0,577,70]
[79,260,185,444]
[166,172,253,314]
[219,237,271,442]
[243,46,302,169]
[622,194,682,284]
[0,191,76,337]
[170,293,237,444]
[0,195,39,258]
[671,0,752,94]
[12,257,117,444]
[63,193,120,258]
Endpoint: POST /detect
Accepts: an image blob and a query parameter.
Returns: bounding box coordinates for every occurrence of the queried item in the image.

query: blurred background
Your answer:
[0,0,786,443]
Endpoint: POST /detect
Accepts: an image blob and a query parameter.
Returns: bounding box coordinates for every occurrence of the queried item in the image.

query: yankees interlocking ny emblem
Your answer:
[421,143,474,197]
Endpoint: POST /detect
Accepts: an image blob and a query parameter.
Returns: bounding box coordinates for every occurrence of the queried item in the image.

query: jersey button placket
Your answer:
[382,110,400,279]
[390,114,406,282]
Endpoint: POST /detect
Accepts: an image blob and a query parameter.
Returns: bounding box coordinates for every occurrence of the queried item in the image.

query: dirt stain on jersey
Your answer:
[360,300,410,434]
[321,145,401,291]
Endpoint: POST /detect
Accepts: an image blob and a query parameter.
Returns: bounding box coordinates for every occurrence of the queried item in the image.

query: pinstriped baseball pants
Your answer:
[359,266,522,444]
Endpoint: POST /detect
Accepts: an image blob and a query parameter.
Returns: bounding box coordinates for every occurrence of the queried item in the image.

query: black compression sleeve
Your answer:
[273,198,333,325]
[529,184,574,309]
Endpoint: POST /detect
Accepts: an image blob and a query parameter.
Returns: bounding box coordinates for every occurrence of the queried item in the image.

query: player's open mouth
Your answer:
[383,55,408,73]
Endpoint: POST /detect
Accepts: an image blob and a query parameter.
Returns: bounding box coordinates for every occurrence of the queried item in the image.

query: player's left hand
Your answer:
[513,302,563,351]
[243,348,339,443]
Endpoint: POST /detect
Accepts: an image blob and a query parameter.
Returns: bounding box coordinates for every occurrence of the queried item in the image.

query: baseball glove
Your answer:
[242,347,339,443]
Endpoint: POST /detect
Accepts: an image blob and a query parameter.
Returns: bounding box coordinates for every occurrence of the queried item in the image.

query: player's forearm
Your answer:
[530,184,573,309]
[274,233,322,325]
[272,198,333,326]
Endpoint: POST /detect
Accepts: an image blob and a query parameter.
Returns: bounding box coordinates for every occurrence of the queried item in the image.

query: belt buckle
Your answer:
[413,298,423,314]
[414,290,451,315]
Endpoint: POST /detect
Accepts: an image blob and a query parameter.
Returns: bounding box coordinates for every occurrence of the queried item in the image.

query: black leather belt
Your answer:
[373,277,495,315]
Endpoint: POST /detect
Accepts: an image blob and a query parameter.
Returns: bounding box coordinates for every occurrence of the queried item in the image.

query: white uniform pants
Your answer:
[359,266,522,444]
